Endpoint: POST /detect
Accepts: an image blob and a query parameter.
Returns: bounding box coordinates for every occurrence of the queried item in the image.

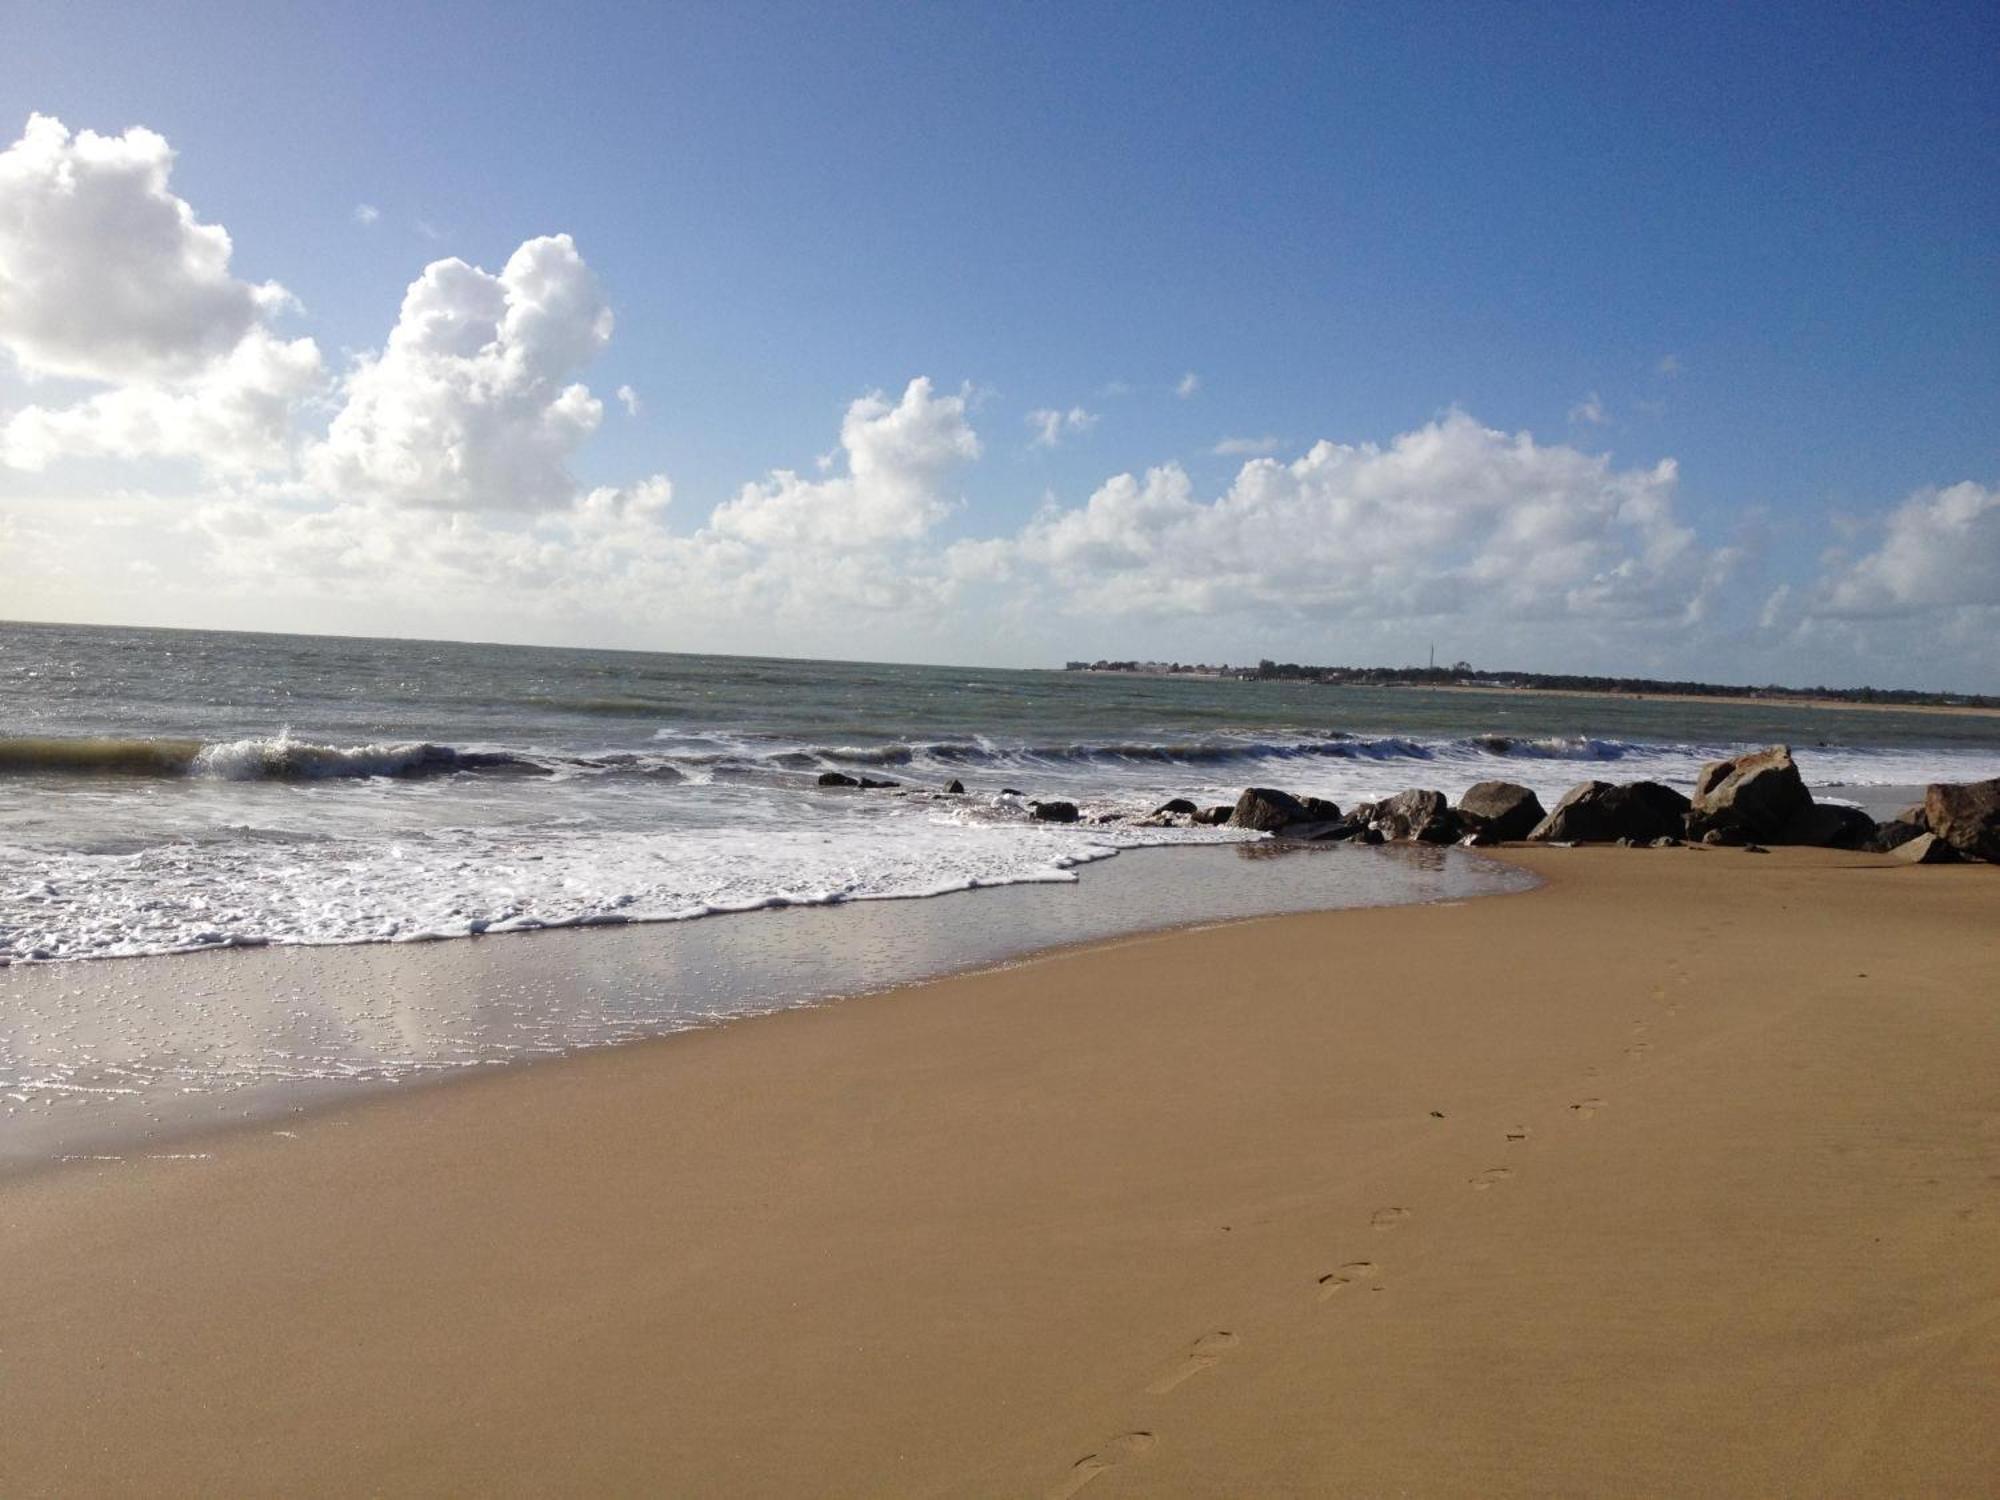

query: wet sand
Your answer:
[3,847,1996,1496]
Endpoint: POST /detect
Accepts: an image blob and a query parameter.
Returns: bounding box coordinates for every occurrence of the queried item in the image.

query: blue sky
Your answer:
[2,1,1997,686]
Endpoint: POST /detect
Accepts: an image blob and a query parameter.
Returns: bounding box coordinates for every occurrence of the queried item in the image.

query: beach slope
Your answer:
[3,848,1996,1496]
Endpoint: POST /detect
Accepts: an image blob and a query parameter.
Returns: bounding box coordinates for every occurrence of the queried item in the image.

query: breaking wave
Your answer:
[0,734,554,782]
[0,728,1655,787]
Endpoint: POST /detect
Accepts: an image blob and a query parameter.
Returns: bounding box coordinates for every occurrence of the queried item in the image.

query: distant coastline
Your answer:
[1064,659,2000,716]
[1403,681,2000,721]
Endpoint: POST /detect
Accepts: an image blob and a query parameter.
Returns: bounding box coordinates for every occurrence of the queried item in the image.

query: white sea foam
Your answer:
[0,800,1249,963]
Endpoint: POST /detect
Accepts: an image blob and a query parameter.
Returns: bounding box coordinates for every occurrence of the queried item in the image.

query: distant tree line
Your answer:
[1063,657,1997,708]
[1243,660,1999,708]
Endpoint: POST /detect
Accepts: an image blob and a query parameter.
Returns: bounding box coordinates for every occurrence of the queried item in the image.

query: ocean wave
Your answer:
[0,733,553,782]
[2,727,1656,783]
[4,726,1975,797]
[805,732,1650,771]
[0,735,205,776]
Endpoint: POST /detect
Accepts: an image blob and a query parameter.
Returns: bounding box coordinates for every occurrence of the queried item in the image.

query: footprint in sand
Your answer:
[1145,1331,1240,1394]
[1047,1432,1157,1499]
[1569,1098,1608,1119]
[1317,1260,1381,1300]
[1625,1040,1653,1059]
[1469,1166,1513,1190]
[1506,1125,1532,1143]
[1370,1206,1411,1231]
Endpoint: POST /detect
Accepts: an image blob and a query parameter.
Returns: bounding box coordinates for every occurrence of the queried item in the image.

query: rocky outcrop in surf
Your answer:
[1455,782,1546,842]
[1230,787,1313,831]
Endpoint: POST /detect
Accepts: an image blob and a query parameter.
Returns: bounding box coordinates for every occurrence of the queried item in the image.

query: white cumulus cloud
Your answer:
[1176,371,1200,398]
[709,377,979,548]
[308,234,613,510]
[0,114,295,384]
[1001,411,1725,628]
[0,114,323,476]
[1811,482,2000,616]
[1,327,323,474]
[1211,435,1282,456]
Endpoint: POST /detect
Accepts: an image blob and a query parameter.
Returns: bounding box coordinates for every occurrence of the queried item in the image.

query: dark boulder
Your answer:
[1923,778,2000,862]
[944,778,966,794]
[1455,781,1546,843]
[1153,798,1199,817]
[1193,804,1234,826]
[1230,786,1310,831]
[1529,780,1691,844]
[817,771,861,787]
[1375,788,1459,843]
[1864,817,1929,854]
[1301,796,1343,822]
[1353,825,1386,845]
[1687,746,1811,843]
[1030,800,1079,824]
[1781,802,1877,850]
[1891,831,1960,865]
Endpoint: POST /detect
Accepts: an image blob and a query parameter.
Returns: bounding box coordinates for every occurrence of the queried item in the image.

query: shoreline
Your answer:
[4,846,1995,1494]
[0,840,1531,1170]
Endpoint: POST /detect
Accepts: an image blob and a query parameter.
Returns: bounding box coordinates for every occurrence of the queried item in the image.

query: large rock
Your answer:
[1230,786,1309,831]
[1528,780,1691,844]
[1781,802,1878,850]
[1030,800,1079,824]
[820,770,899,789]
[1687,746,1811,843]
[1193,804,1234,826]
[1923,778,2000,862]
[1455,781,1546,842]
[1375,788,1459,843]
[1891,832,1960,865]
[1865,817,1929,854]
[1153,798,1199,817]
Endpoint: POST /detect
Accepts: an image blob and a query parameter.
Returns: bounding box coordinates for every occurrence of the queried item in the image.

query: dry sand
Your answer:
[3,847,1996,1497]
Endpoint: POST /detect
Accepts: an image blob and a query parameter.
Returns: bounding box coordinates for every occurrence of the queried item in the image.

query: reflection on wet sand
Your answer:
[0,841,1532,1168]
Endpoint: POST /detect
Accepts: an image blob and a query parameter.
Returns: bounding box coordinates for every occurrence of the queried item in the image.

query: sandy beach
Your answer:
[3,845,1996,1497]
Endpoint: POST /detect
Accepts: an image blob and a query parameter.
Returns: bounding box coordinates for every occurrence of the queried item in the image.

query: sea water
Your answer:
[5,619,1997,966]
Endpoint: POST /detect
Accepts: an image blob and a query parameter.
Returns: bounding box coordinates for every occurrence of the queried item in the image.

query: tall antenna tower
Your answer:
[1428,642,1435,671]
